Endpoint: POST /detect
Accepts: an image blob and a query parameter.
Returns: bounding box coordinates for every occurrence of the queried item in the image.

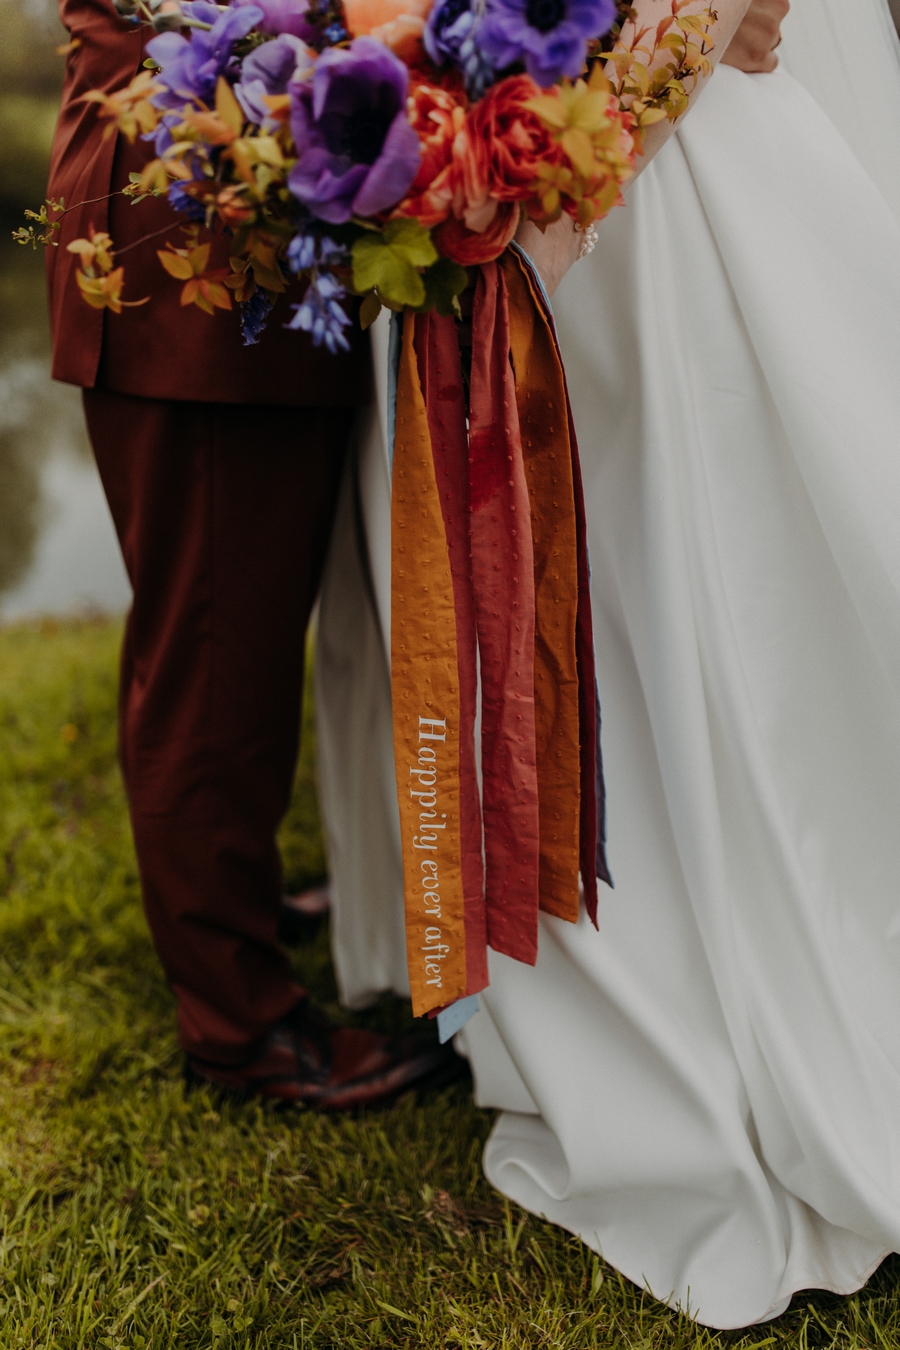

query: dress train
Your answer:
[314,3,900,1326]
[458,61,900,1328]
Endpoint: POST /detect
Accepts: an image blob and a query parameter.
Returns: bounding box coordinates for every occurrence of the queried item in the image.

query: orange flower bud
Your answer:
[216,185,255,227]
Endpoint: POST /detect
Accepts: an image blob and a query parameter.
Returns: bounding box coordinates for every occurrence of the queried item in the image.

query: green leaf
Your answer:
[359,289,383,330]
[420,256,468,318]
[352,236,424,308]
[351,219,438,310]
[382,216,438,267]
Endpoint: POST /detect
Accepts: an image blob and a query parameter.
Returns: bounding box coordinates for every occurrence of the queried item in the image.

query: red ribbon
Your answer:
[392,249,609,1016]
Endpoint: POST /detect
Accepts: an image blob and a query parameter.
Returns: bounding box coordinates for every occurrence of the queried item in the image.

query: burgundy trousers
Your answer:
[83,389,352,1063]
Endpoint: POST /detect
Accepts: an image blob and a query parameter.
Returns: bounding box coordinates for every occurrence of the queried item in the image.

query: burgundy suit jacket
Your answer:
[47,0,371,406]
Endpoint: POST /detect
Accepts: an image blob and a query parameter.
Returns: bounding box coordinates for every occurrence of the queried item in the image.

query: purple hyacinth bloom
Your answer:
[479,0,615,85]
[167,179,207,221]
[232,0,318,42]
[287,270,352,353]
[286,230,348,272]
[146,2,263,110]
[235,32,313,123]
[424,0,495,97]
[240,288,275,344]
[288,37,421,225]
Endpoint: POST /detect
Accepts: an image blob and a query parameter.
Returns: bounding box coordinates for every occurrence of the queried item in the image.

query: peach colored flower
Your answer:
[446,109,494,232]
[395,81,467,228]
[369,12,427,60]
[343,0,432,36]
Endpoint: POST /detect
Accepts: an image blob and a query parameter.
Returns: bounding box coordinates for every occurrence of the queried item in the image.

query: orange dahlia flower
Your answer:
[396,81,467,228]
[465,74,566,205]
[427,74,561,263]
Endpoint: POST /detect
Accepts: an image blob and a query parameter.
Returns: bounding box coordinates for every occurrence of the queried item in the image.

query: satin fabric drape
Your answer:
[459,55,900,1329]
[315,0,900,1325]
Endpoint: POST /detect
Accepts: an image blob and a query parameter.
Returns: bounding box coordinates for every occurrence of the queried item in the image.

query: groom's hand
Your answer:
[721,0,789,73]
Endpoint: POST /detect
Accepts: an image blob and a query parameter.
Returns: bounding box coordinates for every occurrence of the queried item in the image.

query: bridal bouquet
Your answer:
[21,0,715,1023]
[34,0,715,350]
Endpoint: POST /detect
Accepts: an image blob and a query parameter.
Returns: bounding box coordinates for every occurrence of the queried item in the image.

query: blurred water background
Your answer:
[0,0,131,623]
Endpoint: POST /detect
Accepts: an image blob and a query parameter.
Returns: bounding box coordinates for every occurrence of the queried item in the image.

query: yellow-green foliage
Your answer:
[1,617,899,1347]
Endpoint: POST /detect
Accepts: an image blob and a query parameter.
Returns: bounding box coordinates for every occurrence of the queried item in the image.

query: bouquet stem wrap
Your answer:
[391,247,609,1017]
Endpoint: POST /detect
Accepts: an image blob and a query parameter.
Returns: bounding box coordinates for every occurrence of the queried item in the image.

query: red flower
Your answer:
[399,74,568,262]
[429,74,563,261]
[432,200,519,265]
[465,74,565,204]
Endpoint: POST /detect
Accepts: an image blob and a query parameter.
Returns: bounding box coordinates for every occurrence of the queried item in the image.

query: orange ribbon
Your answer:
[391,248,609,1017]
[391,313,468,1017]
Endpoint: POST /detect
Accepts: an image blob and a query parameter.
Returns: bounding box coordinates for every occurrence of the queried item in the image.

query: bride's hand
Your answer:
[513,213,581,298]
[509,0,778,292]
[721,0,789,73]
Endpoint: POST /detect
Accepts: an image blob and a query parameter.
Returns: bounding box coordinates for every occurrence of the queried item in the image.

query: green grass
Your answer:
[2,617,900,1348]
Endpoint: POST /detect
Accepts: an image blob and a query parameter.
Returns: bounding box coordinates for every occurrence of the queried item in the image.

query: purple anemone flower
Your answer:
[479,0,615,85]
[235,32,313,123]
[146,2,263,110]
[288,37,421,225]
[232,0,319,42]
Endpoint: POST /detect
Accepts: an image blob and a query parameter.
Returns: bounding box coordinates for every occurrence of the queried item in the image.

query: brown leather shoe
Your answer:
[184,999,465,1110]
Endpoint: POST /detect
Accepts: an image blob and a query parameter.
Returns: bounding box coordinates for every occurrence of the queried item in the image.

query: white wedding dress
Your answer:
[313,0,900,1327]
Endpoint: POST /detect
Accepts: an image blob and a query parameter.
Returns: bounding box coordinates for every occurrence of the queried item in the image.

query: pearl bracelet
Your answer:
[576,222,599,261]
